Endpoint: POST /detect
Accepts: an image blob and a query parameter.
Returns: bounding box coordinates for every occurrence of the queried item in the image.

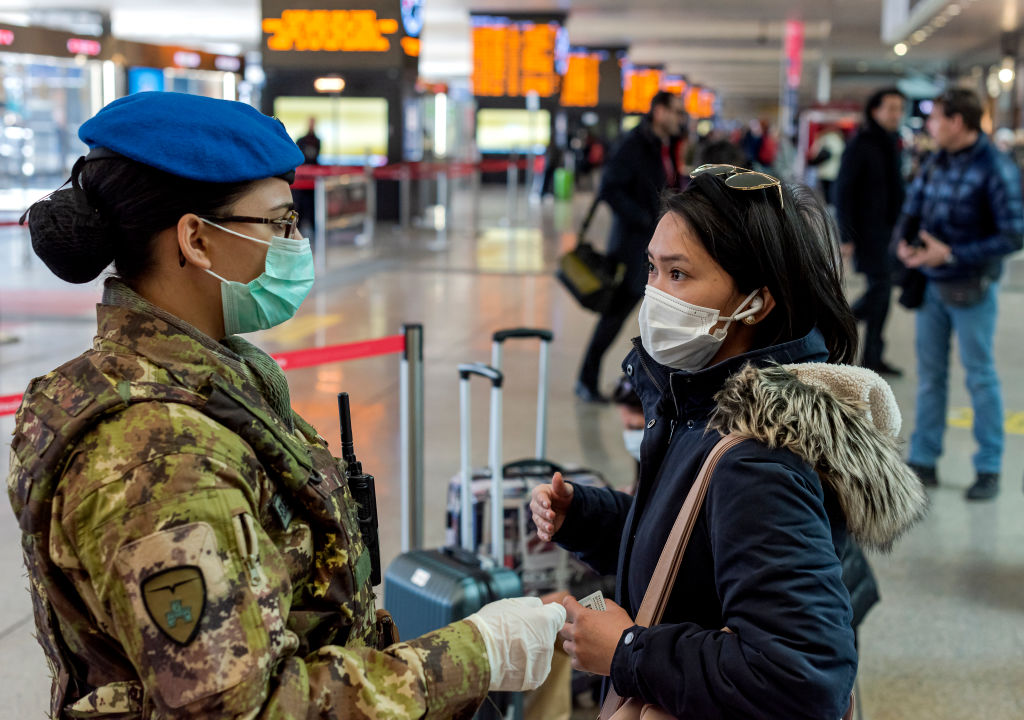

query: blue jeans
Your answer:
[909,281,1003,474]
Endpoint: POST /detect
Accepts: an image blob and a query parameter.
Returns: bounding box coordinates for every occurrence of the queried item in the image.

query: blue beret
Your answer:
[78,92,304,183]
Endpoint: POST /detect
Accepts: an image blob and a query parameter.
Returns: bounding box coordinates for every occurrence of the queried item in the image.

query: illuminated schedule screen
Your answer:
[260,0,420,69]
[471,13,566,99]
[685,86,717,118]
[661,74,687,96]
[560,49,600,106]
[622,65,663,114]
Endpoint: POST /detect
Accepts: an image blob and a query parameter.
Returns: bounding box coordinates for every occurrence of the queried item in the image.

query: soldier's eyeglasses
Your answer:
[201,209,300,238]
[690,164,784,210]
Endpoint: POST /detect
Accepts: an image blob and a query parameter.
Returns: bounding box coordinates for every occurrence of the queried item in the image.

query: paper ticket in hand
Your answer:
[579,590,606,612]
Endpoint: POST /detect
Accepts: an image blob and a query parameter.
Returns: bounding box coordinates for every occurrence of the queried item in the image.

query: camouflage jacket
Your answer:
[7,280,489,719]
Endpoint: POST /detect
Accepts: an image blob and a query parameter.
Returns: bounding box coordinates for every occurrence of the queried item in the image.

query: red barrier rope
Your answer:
[0,393,21,416]
[0,333,408,417]
[272,334,405,370]
[292,158,530,188]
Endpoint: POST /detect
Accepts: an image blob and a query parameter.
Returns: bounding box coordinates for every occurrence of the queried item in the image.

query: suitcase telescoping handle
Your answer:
[490,328,553,461]
[457,363,505,562]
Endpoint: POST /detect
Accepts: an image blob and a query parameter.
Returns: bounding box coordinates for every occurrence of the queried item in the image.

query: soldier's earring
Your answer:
[743,315,757,325]
[178,249,187,268]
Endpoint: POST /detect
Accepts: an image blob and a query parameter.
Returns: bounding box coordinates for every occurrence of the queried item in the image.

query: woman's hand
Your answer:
[559,596,635,676]
[530,472,574,542]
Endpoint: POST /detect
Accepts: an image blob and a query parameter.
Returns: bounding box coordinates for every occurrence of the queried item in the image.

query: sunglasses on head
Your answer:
[690,163,784,209]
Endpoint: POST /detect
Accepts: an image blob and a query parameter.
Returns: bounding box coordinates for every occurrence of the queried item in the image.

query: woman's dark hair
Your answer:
[864,86,905,122]
[24,156,253,284]
[662,173,858,364]
[933,87,983,133]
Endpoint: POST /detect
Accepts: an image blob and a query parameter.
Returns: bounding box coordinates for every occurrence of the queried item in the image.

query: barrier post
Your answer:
[471,156,481,232]
[506,152,519,226]
[444,161,453,228]
[314,176,328,273]
[419,161,431,226]
[399,165,411,230]
[399,324,425,552]
[435,162,450,244]
[362,161,376,245]
[436,164,448,225]
[524,147,534,201]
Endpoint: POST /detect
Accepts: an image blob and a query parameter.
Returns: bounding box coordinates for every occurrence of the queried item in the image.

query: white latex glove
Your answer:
[466,596,568,692]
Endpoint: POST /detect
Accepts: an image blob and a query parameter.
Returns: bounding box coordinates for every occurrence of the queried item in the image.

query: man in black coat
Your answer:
[834,87,907,375]
[576,91,686,401]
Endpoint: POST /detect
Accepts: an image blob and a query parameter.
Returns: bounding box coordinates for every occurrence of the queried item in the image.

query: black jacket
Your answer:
[598,120,675,296]
[555,330,927,720]
[834,119,905,274]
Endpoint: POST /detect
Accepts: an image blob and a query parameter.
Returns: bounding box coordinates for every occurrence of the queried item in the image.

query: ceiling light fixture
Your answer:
[897,1,966,52]
[894,43,908,56]
[314,76,345,93]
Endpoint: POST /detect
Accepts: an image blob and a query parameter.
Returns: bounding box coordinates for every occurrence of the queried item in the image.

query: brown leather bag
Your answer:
[599,433,855,720]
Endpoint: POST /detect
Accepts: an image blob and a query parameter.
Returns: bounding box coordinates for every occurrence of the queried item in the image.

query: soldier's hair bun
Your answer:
[25,187,115,284]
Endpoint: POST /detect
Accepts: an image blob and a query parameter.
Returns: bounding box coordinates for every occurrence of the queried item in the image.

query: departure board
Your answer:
[622,64,663,114]
[260,0,418,69]
[661,74,687,96]
[560,49,601,107]
[558,46,625,108]
[685,86,717,118]
[471,13,567,99]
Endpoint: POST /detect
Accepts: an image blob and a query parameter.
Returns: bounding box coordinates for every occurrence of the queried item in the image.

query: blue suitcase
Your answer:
[384,363,523,718]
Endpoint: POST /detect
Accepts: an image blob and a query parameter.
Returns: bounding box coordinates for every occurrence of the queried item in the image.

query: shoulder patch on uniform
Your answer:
[114,520,263,709]
[142,566,206,645]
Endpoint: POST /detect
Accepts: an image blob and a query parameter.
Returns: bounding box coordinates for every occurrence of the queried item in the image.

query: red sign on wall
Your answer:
[785,20,804,89]
[66,38,102,56]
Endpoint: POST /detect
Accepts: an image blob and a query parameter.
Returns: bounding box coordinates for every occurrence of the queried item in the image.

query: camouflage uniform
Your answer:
[8,280,489,719]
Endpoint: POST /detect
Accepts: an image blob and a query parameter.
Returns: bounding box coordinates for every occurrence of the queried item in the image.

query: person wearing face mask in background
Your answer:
[9,92,565,720]
[612,376,645,494]
[531,166,926,719]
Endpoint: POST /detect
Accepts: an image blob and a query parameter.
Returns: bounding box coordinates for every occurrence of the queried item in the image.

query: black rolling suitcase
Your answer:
[384,363,523,719]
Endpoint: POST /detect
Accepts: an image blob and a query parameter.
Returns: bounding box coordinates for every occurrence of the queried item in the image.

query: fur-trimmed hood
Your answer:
[709,362,928,552]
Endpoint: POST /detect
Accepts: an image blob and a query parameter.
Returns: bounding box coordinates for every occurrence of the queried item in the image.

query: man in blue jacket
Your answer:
[896,88,1024,500]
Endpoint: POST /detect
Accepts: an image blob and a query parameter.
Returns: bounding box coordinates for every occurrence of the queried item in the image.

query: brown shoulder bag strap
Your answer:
[599,432,745,719]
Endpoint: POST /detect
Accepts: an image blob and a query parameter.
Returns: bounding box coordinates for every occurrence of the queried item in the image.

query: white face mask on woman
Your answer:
[638,285,762,371]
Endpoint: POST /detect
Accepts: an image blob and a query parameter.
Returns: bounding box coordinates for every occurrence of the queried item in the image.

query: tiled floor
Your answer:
[1,184,1022,719]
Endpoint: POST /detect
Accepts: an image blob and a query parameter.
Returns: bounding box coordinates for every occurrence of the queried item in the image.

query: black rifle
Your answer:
[338,392,381,586]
